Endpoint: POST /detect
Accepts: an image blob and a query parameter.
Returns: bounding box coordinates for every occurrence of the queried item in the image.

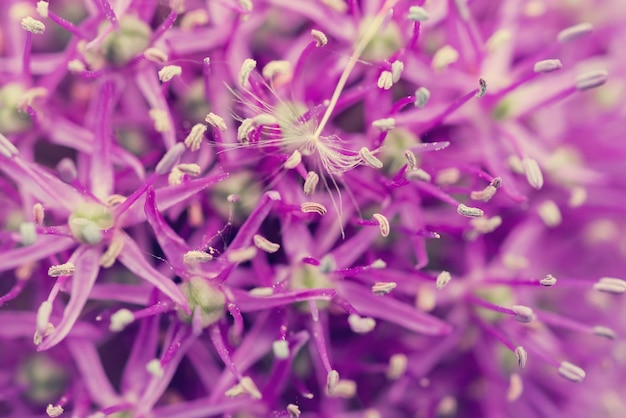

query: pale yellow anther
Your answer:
[359,147,383,169]
[377,71,393,90]
[253,234,280,253]
[457,204,484,218]
[436,271,451,290]
[239,58,257,87]
[406,168,431,182]
[105,194,127,207]
[149,109,171,133]
[67,60,86,73]
[372,213,390,237]
[144,47,169,63]
[300,202,327,216]
[21,16,45,34]
[303,171,319,196]
[330,379,356,398]
[36,1,49,18]
[262,60,293,82]
[404,150,417,169]
[284,150,302,169]
[386,353,407,379]
[348,314,376,334]
[46,404,64,417]
[184,123,207,151]
[432,45,459,70]
[183,250,213,264]
[227,246,258,263]
[372,281,396,295]
[287,404,301,418]
[158,65,182,82]
[205,112,227,131]
[538,200,562,227]
[48,262,76,277]
[311,29,328,47]
[522,158,543,190]
[249,287,274,296]
[435,167,461,185]
[326,370,340,395]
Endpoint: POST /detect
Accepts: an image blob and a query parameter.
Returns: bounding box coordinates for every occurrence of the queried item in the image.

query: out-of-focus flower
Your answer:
[1,0,625,417]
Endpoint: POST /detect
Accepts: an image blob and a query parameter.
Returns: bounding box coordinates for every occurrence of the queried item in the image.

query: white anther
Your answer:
[262,60,292,81]
[457,203,484,218]
[205,112,227,131]
[144,47,168,63]
[593,325,616,340]
[558,361,586,383]
[507,373,523,402]
[146,359,164,378]
[415,87,431,108]
[225,382,245,398]
[183,123,207,152]
[32,203,45,225]
[155,143,185,175]
[370,213,390,237]
[287,404,301,418]
[416,286,437,311]
[36,301,52,333]
[470,185,497,201]
[370,259,386,269]
[149,109,171,133]
[476,78,488,97]
[48,262,75,277]
[404,150,417,169]
[386,353,407,379]
[330,380,356,398]
[239,58,257,87]
[557,23,593,43]
[303,172,320,196]
[301,202,327,216]
[538,200,562,227]
[406,168,432,182]
[252,113,278,126]
[568,186,587,208]
[240,376,262,399]
[391,60,404,83]
[273,340,290,359]
[326,370,340,396]
[248,287,274,296]
[227,246,258,263]
[237,118,255,143]
[539,274,557,286]
[372,281,397,295]
[515,346,528,369]
[110,309,134,331]
[21,16,45,34]
[436,271,451,290]
[522,158,543,189]
[46,404,63,417]
[158,65,182,83]
[377,71,393,90]
[534,59,562,73]
[348,314,376,334]
[67,59,86,73]
[372,118,395,131]
[575,69,608,91]
[432,45,459,70]
[284,150,302,169]
[512,305,535,323]
[470,216,502,234]
[183,250,213,264]
[594,277,626,294]
[408,6,429,22]
[20,222,37,246]
[359,147,383,169]
[253,234,280,253]
[36,1,49,17]
[311,29,328,47]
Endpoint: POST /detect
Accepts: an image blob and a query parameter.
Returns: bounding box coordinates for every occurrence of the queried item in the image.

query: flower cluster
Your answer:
[1,0,625,417]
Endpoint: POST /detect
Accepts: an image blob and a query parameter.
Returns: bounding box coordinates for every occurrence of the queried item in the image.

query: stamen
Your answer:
[239,376,262,399]
[227,247,258,263]
[538,200,562,227]
[109,309,134,331]
[569,186,587,207]
[522,158,543,190]
[557,23,593,43]
[372,213,390,237]
[158,65,182,82]
[237,118,255,143]
[183,250,213,264]
[347,314,376,334]
[287,404,301,418]
[311,29,328,47]
[303,171,319,196]
[20,222,37,246]
[239,58,257,87]
[391,60,404,83]
[370,259,387,269]
[36,301,53,333]
[330,380,356,398]
[326,370,340,396]
[386,353,407,379]
[67,59,86,73]
[432,45,459,70]
[21,16,46,34]
[273,340,290,359]
[301,202,328,216]
[48,262,76,277]
[144,47,168,63]
[46,404,63,417]
[359,147,384,169]
[205,112,228,131]
[146,359,164,378]
[36,1,49,17]
[100,237,124,268]
[253,234,280,253]
[372,281,397,295]
[404,150,417,169]
[575,70,609,91]
[248,287,273,296]
[149,109,171,133]
[507,373,523,402]
[515,346,528,370]
[470,184,497,201]
[406,168,431,182]
[408,6,429,22]
[593,326,616,340]
[372,117,396,131]
[415,87,431,108]
[436,271,451,290]
[284,150,302,169]
[512,305,535,323]
[183,123,207,151]
[262,60,292,82]
[558,361,586,382]
[377,71,393,90]
[593,277,626,294]
[0,133,19,157]
[534,59,562,73]
[457,203,484,218]
[539,274,557,286]
[470,216,502,234]
[476,78,488,98]
[155,143,185,175]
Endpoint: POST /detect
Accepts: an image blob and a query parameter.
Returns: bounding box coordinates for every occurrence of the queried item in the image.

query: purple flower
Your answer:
[1,0,625,417]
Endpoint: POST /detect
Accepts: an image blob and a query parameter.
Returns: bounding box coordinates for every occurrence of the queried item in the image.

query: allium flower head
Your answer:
[1,0,626,417]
